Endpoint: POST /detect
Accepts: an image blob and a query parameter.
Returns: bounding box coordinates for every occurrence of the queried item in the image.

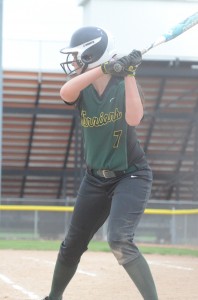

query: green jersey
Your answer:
[76,77,145,171]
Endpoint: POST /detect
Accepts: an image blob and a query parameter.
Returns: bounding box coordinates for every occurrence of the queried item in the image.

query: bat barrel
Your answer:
[141,11,198,56]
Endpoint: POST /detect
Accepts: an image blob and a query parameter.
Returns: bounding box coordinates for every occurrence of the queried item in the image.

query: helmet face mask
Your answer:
[60,26,117,76]
[60,51,84,76]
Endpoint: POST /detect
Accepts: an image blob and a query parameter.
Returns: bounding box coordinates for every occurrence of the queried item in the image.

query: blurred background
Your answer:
[0,0,198,245]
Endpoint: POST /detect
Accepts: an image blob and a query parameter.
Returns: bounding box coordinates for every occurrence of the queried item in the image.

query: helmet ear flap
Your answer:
[81,54,93,64]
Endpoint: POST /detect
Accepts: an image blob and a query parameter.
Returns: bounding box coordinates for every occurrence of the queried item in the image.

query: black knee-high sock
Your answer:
[123,253,158,300]
[48,259,78,300]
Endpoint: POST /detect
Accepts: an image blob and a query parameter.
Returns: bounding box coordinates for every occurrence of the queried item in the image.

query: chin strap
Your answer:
[80,63,88,74]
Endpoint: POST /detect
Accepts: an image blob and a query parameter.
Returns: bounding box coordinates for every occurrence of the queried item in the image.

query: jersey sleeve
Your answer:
[62,91,83,107]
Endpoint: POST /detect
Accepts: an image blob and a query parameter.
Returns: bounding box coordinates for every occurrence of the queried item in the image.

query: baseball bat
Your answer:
[141,11,198,55]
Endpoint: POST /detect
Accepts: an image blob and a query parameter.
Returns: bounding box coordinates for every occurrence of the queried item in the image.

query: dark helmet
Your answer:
[60,26,117,75]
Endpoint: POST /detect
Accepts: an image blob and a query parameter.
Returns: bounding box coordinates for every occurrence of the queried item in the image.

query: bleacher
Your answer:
[2,70,83,202]
[2,59,198,202]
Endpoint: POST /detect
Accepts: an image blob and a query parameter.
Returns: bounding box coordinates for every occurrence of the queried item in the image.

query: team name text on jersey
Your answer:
[81,108,122,127]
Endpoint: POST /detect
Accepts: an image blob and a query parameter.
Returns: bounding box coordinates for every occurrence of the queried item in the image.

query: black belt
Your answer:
[87,165,137,179]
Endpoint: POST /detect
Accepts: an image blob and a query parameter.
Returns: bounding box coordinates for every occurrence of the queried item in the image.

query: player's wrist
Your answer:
[126,66,137,77]
[101,62,108,74]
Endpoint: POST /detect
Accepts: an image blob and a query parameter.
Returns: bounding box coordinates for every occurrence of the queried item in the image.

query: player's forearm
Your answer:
[60,67,104,103]
[124,76,143,126]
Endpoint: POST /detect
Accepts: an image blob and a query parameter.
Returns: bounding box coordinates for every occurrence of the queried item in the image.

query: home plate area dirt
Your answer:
[0,250,198,300]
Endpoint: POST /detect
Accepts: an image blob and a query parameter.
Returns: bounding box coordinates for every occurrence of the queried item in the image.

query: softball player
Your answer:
[42,26,158,300]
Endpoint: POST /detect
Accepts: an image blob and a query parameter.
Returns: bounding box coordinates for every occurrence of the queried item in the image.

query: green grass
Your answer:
[138,245,198,256]
[0,239,198,256]
[0,239,60,251]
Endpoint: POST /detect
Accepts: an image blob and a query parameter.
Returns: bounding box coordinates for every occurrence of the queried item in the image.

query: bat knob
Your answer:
[113,63,123,72]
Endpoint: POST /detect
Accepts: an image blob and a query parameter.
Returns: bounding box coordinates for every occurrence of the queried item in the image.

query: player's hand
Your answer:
[101,60,131,77]
[117,50,142,67]
[127,49,142,66]
[101,49,142,77]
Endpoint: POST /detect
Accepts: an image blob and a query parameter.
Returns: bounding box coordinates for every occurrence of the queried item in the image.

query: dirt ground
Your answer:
[0,249,198,300]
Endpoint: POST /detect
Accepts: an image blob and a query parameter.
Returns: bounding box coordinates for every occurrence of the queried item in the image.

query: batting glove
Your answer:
[101,60,130,77]
[101,49,142,77]
[127,49,142,66]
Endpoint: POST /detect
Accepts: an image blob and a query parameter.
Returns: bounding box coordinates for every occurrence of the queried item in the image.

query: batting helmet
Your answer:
[60,26,117,75]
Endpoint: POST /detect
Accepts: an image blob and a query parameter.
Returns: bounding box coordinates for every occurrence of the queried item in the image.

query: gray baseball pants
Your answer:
[58,163,153,266]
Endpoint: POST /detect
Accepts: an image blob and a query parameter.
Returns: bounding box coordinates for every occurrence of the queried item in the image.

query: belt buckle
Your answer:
[102,169,116,178]
[96,169,115,178]
[102,170,109,178]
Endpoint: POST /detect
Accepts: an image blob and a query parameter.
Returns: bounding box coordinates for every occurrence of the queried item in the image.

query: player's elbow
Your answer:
[60,86,77,103]
[125,112,143,126]
[126,119,141,127]
[60,86,69,101]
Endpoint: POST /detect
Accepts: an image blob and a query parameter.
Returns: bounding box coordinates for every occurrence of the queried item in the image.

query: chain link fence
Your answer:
[0,200,198,245]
